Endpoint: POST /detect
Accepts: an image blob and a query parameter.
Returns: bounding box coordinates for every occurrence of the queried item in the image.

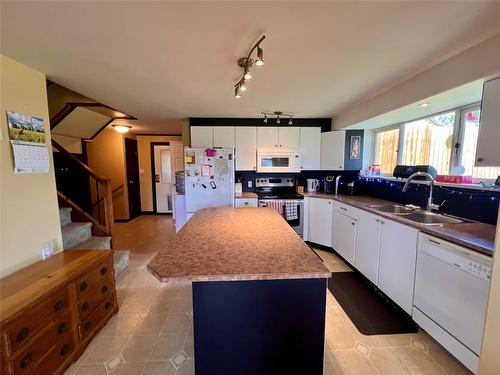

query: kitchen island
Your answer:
[148,207,331,375]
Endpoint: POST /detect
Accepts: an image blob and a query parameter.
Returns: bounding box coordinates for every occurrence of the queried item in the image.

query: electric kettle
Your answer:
[306,179,320,192]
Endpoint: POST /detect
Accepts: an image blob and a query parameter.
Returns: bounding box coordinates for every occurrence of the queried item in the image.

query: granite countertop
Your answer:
[303,193,496,256]
[235,192,258,198]
[148,207,331,282]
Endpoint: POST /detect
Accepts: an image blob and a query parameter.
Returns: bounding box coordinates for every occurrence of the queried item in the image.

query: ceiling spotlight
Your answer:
[419,103,430,107]
[255,46,264,66]
[240,81,247,92]
[288,116,293,125]
[235,86,241,99]
[276,115,280,124]
[261,111,293,124]
[112,125,131,134]
[263,114,268,123]
[244,69,252,80]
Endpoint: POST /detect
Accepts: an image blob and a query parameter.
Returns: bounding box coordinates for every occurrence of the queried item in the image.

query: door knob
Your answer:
[155,174,160,183]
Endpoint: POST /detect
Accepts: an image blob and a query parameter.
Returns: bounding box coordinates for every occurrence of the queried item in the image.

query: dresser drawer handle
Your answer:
[101,285,108,294]
[100,266,108,275]
[20,353,33,368]
[54,300,65,311]
[60,344,70,356]
[16,327,29,342]
[82,302,90,311]
[105,301,112,310]
[80,281,88,292]
[58,322,67,334]
[84,321,93,331]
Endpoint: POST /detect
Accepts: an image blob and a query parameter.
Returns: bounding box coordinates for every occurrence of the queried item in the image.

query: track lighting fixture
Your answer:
[261,111,294,125]
[234,35,265,99]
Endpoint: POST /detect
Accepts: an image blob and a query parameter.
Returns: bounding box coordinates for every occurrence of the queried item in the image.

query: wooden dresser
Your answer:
[0,250,118,375]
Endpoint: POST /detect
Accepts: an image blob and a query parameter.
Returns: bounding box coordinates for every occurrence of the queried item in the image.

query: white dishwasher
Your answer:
[413,233,492,373]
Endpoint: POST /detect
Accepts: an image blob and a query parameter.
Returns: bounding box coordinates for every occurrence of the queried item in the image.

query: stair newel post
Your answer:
[102,179,114,242]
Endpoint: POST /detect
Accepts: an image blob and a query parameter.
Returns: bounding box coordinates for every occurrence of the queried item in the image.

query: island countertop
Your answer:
[148,207,331,282]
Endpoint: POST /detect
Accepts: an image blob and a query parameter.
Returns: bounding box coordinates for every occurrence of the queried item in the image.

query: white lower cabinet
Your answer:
[234,198,258,207]
[354,210,382,285]
[332,210,357,265]
[308,198,333,247]
[378,218,418,315]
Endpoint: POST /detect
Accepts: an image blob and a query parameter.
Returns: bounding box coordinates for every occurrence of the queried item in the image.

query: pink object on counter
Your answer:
[436,175,473,184]
[205,148,217,157]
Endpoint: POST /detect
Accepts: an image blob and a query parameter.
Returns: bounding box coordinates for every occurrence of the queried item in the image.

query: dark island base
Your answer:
[192,278,327,375]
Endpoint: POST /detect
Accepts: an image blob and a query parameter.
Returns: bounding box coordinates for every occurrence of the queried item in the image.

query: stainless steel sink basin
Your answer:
[367,204,417,214]
[397,211,467,225]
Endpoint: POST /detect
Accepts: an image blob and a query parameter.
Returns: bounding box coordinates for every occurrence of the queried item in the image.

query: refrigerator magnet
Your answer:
[210,181,217,189]
[201,164,211,177]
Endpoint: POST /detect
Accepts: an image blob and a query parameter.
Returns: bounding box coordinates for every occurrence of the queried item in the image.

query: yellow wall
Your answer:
[85,127,129,220]
[137,135,182,212]
[478,210,500,374]
[0,55,63,277]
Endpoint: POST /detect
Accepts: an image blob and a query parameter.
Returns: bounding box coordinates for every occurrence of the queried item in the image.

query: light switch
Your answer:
[248,181,253,188]
[42,241,54,260]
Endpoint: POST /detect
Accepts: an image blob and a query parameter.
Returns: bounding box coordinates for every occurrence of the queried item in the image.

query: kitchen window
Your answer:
[372,105,500,181]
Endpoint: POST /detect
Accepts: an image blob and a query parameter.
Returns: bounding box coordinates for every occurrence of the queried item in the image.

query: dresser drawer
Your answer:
[32,335,75,375]
[75,256,113,301]
[334,201,358,220]
[80,293,116,342]
[4,287,70,354]
[10,315,74,375]
[77,276,114,320]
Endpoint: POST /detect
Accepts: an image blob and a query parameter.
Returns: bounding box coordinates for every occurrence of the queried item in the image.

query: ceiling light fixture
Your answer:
[261,111,294,125]
[234,35,265,98]
[419,103,431,107]
[112,124,131,134]
[235,86,241,99]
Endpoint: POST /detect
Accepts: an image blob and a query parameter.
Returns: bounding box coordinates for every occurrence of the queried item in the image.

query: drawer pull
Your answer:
[105,301,112,310]
[101,285,108,294]
[60,344,70,356]
[16,327,29,342]
[100,266,108,275]
[82,302,90,311]
[80,281,88,292]
[58,322,67,334]
[84,321,93,332]
[20,353,33,368]
[54,300,65,311]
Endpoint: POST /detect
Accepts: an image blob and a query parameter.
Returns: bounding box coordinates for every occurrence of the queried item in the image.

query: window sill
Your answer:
[360,175,499,192]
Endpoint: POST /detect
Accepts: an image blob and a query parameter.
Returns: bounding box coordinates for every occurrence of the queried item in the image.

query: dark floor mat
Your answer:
[328,272,418,335]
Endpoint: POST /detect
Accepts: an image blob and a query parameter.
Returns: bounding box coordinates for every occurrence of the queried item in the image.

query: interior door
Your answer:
[170,141,185,219]
[125,138,141,219]
[153,145,173,213]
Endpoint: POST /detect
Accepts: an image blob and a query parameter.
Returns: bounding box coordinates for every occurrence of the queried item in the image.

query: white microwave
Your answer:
[257,152,301,173]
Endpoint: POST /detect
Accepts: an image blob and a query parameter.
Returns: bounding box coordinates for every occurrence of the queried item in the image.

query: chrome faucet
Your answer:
[402,172,439,211]
[335,175,342,196]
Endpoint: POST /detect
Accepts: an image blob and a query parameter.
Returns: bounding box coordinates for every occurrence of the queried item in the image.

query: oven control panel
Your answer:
[256,178,295,187]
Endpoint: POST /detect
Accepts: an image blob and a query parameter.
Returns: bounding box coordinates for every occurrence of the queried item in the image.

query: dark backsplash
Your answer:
[357,177,500,225]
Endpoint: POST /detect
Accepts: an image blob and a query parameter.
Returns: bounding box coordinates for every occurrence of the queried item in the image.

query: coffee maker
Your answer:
[323,176,336,194]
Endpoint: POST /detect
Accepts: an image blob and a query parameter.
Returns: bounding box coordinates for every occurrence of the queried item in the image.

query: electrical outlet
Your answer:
[248,181,253,188]
[42,241,54,260]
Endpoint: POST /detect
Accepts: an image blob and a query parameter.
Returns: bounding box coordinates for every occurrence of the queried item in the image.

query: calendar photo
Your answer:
[6,110,49,174]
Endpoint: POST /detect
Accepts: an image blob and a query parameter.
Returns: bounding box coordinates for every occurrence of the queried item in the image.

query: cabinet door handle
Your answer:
[381,220,386,224]
[428,239,441,245]
[54,300,65,311]
[16,327,29,342]
[351,222,356,226]
[375,219,380,223]
[477,157,484,162]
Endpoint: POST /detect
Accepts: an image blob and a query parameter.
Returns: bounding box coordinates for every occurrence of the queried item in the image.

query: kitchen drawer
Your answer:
[334,201,357,219]
[4,287,70,354]
[75,256,113,301]
[80,293,116,342]
[235,198,258,208]
[77,276,114,320]
[10,316,74,375]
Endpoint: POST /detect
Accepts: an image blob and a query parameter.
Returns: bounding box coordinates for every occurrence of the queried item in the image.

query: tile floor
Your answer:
[65,216,472,374]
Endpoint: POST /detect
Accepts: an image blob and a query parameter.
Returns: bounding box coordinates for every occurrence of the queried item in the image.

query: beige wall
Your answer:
[52,134,82,154]
[137,135,182,212]
[334,32,500,129]
[0,55,63,277]
[85,127,129,220]
[478,209,500,374]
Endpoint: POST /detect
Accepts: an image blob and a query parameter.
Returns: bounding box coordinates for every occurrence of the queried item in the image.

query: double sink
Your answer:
[367,204,469,225]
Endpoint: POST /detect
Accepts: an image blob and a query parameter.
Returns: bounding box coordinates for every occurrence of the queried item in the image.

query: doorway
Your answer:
[151,142,173,213]
[125,138,141,219]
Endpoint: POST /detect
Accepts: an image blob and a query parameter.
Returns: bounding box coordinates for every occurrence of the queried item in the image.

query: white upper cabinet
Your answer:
[190,126,213,148]
[476,77,500,167]
[299,127,321,170]
[278,127,300,149]
[213,126,235,148]
[235,127,257,171]
[321,130,345,170]
[257,127,279,150]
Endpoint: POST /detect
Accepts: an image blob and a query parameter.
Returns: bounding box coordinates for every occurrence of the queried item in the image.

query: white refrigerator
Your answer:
[184,147,234,220]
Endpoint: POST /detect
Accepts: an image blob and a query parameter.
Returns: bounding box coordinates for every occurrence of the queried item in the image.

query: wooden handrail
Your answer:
[91,184,125,208]
[51,139,108,183]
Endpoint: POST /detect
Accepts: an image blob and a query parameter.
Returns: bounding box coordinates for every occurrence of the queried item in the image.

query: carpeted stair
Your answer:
[59,207,129,275]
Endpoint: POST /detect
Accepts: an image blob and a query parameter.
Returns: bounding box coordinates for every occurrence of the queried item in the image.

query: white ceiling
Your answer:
[2,1,500,122]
